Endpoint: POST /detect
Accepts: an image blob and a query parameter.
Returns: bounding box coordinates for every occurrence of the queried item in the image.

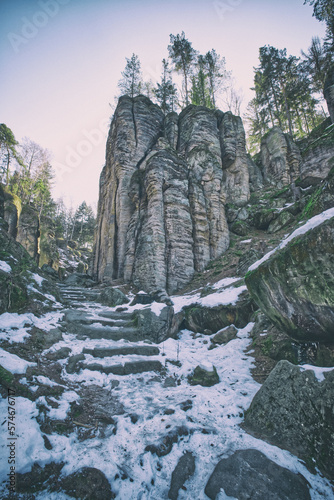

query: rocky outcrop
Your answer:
[243,360,334,480]
[245,215,334,342]
[300,118,334,182]
[183,290,255,333]
[205,449,311,500]
[4,189,21,239]
[39,217,59,269]
[324,65,334,123]
[0,185,4,219]
[16,205,40,263]
[218,111,250,205]
[247,156,263,192]
[93,96,250,295]
[261,127,302,187]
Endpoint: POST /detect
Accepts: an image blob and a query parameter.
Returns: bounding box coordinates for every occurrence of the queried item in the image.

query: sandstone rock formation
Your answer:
[245,215,334,342]
[16,205,40,263]
[3,189,21,239]
[243,360,334,480]
[93,96,250,295]
[324,65,334,123]
[260,127,301,187]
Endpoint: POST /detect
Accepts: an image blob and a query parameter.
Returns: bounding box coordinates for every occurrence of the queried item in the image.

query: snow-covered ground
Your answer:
[0,278,333,499]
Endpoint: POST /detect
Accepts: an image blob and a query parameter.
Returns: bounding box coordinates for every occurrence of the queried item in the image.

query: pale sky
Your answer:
[0,0,327,210]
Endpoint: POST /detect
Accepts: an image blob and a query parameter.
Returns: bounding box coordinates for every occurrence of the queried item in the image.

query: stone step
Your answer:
[74,325,142,342]
[97,310,133,320]
[83,345,160,358]
[81,359,163,376]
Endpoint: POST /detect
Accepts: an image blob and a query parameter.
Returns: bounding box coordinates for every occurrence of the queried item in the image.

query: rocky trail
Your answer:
[1,277,333,499]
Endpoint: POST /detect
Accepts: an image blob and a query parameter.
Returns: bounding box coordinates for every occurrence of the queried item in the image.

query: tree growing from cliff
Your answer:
[118,53,143,98]
[304,0,334,55]
[202,49,230,108]
[190,55,212,107]
[301,36,331,93]
[154,59,178,114]
[168,32,197,106]
[252,45,322,138]
[0,124,23,186]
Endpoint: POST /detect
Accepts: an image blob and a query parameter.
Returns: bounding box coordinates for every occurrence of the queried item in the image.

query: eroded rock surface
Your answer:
[245,215,334,342]
[261,127,301,187]
[243,360,334,480]
[93,96,250,295]
[205,449,311,500]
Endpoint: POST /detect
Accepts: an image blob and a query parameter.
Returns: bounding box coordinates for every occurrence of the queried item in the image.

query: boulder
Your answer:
[133,305,181,343]
[237,249,261,276]
[211,325,238,345]
[250,207,277,230]
[243,360,334,479]
[60,467,115,500]
[99,286,129,307]
[168,452,195,500]
[205,449,311,500]
[188,364,219,387]
[63,272,95,287]
[261,127,301,187]
[267,209,295,233]
[245,215,334,342]
[183,292,255,333]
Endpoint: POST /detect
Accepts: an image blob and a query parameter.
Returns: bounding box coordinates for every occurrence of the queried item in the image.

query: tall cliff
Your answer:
[93,95,250,295]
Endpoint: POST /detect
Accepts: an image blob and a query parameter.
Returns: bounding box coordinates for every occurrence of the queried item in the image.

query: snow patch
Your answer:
[30,273,45,287]
[0,347,36,374]
[0,260,12,273]
[299,364,334,383]
[150,301,166,316]
[249,207,334,271]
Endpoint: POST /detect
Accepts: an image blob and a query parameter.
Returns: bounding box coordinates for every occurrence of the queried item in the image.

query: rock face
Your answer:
[39,216,59,269]
[243,360,334,480]
[245,215,334,342]
[4,189,21,239]
[93,96,250,295]
[205,449,311,500]
[261,127,301,187]
[16,205,40,263]
[324,65,334,123]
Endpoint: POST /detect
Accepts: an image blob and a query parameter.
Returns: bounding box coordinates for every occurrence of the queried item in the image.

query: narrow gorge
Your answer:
[0,77,334,499]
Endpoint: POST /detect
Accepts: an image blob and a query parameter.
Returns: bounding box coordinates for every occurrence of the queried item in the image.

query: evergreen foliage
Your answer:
[154,59,178,114]
[0,124,23,186]
[168,32,197,106]
[118,53,143,98]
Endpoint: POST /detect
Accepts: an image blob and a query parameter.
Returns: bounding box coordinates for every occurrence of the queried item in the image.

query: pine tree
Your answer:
[118,54,143,98]
[301,37,330,92]
[202,49,230,108]
[168,32,197,106]
[0,124,23,186]
[190,55,212,107]
[154,59,178,114]
[71,201,96,247]
[304,0,334,55]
